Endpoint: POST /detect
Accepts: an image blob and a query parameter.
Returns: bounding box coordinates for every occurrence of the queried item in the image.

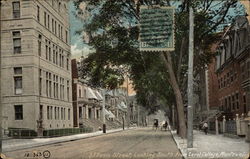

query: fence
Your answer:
[7,127,93,139]
[8,128,37,139]
[43,127,93,137]
[209,121,215,132]
[225,120,237,135]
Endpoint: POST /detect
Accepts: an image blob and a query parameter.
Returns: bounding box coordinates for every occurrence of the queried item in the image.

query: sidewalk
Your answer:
[3,127,136,153]
[171,130,249,159]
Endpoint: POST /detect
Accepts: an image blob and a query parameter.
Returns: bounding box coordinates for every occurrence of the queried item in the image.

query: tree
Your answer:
[74,0,242,138]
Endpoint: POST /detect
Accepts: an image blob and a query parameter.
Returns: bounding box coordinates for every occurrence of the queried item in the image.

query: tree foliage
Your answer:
[74,0,243,136]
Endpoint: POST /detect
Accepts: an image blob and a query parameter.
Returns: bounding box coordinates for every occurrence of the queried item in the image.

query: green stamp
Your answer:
[139,6,175,51]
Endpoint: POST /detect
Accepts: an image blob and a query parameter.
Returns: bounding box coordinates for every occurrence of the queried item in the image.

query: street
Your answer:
[5,128,182,159]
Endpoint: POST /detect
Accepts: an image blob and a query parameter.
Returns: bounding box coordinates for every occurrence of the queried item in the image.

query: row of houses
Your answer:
[0,0,141,137]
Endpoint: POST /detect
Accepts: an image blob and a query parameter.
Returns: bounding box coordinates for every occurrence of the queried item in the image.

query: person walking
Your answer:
[202,122,208,135]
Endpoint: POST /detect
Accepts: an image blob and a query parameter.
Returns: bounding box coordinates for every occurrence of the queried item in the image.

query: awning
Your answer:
[86,88,98,100]
[94,90,103,100]
[121,101,127,109]
[104,108,115,118]
[108,110,115,118]
[117,104,124,110]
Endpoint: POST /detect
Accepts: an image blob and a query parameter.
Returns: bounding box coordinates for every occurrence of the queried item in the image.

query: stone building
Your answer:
[1,0,73,133]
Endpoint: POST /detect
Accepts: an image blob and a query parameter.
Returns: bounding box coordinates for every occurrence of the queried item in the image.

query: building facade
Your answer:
[208,16,250,119]
[71,59,123,130]
[1,0,73,132]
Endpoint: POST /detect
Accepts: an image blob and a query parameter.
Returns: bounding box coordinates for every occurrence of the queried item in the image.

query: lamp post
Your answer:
[102,89,106,133]
[0,0,3,154]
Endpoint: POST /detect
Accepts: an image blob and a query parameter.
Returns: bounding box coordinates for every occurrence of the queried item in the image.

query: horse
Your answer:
[153,119,159,131]
[160,121,168,131]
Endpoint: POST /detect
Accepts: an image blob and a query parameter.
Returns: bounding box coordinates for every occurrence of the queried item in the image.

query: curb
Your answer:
[3,127,136,153]
[169,129,186,159]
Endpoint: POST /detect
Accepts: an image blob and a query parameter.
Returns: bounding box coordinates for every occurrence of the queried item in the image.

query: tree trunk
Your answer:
[161,52,187,138]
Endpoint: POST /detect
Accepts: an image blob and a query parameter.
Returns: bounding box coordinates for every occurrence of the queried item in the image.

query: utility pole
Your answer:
[0,0,3,155]
[102,89,106,133]
[187,7,194,148]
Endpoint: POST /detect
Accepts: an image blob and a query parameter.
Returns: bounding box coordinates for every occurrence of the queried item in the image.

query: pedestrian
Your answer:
[202,122,208,135]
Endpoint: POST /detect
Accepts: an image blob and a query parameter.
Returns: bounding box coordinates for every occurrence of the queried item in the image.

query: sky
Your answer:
[69,1,245,59]
[69,1,92,59]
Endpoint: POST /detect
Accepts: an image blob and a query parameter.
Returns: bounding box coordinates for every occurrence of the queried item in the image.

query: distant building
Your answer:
[1,0,73,133]
[71,59,124,130]
[208,16,250,119]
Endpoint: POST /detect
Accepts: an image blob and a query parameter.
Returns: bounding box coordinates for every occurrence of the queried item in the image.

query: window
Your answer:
[230,70,234,82]
[58,2,61,12]
[14,105,23,120]
[38,34,42,56]
[47,14,50,30]
[50,106,53,119]
[13,2,20,18]
[65,30,68,43]
[79,88,81,98]
[218,79,221,89]
[49,45,51,61]
[236,93,239,109]
[39,105,43,119]
[232,95,235,110]
[67,80,69,101]
[52,19,54,33]
[58,24,60,37]
[79,107,82,118]
[68,109,70,120]
[14,67,22,74]
[66,58,69,70]
[37,5,40,22]
[13,31,21,54]
[243,95,247,114]
[13,39,21,54]
[61,108,63,120]
[49,73,52,97]
[62,55,64,68]
[55,21,57,34]
[39,69,42,95]
[227,72,230,85]
[53,46,55,63]
[45,45,48,60]
[14,77,22,94]
[46,72,49,97]
[228,96,231,111]
[47,106,49,120]
[64,108,66,120]
[57,107,60,120]
[44,12,47,27]
[55,107,57,119]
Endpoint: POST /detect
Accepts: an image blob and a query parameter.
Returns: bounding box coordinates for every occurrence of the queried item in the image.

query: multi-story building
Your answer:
[240,0,250,117]
[1,0,73,133]
[208,16,249,119]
